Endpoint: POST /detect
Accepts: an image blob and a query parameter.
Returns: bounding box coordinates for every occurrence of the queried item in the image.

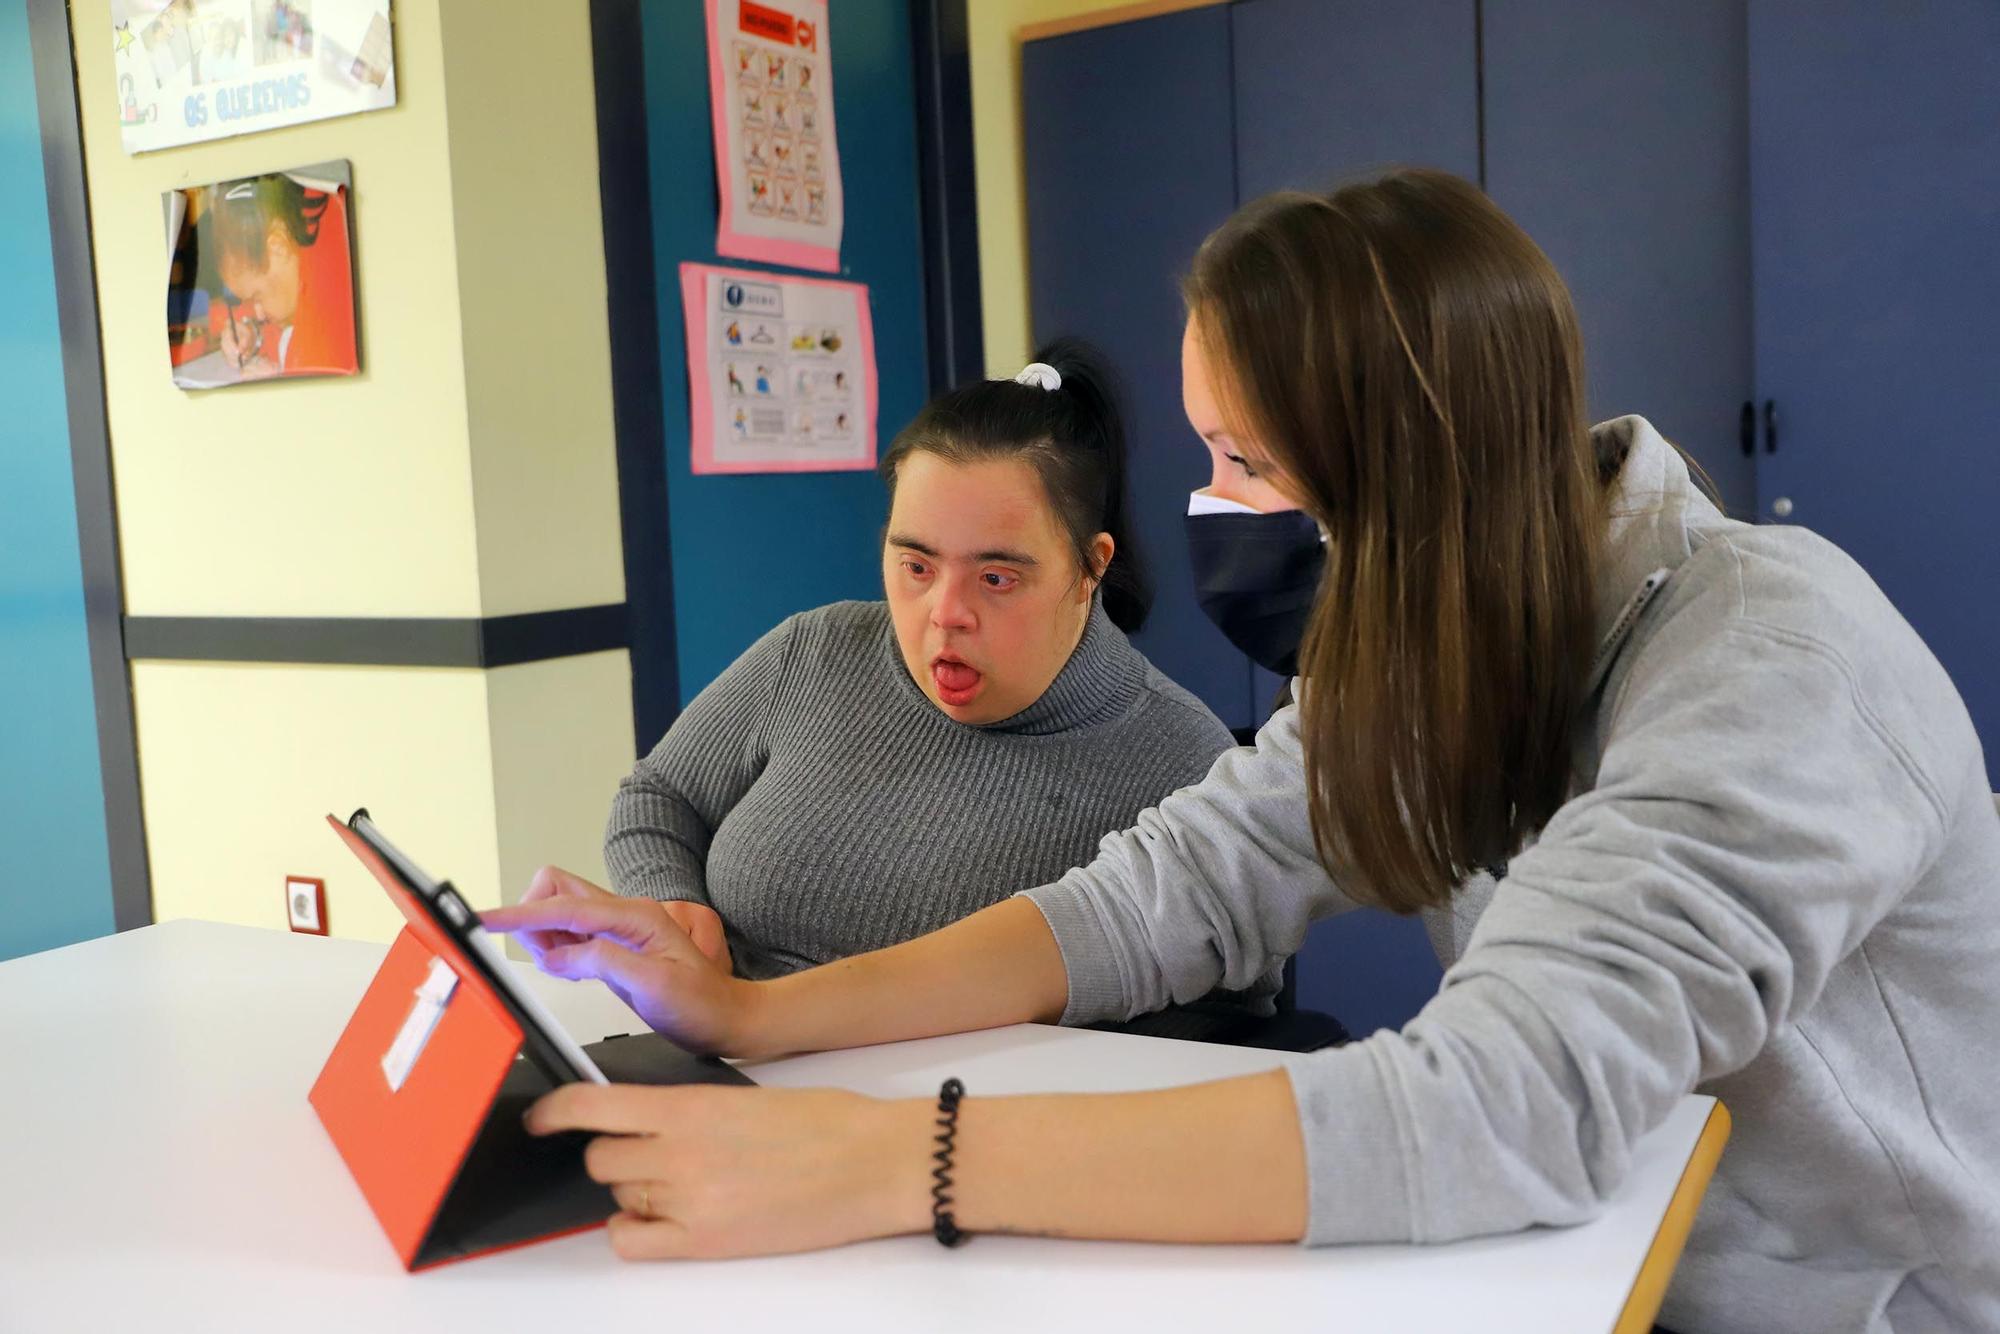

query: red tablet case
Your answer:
[310,814,759,1270]
[309,816,612,1270]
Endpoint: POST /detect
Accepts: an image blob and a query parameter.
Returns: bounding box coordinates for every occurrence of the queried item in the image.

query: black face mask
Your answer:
[1184,509,1325,677]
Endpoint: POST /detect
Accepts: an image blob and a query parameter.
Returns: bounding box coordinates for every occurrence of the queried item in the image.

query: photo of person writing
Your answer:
[576,339,1282,1029]
[165,160,358,389]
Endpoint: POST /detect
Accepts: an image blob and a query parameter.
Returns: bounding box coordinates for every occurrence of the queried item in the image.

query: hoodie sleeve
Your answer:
[1281,612,1948,1245]
[1020,693,1358,1023]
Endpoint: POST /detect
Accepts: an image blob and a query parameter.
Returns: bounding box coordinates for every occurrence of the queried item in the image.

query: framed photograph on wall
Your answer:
[165,159,359,389]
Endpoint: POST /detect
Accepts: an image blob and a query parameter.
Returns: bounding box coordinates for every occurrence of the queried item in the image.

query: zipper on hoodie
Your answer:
[1587,567,1672,693]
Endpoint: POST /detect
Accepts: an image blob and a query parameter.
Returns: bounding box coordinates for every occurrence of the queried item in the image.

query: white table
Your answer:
[0,921,1722,1332]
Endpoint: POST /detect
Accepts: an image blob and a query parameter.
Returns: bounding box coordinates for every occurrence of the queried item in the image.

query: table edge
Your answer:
[1611,1099,1733,1334]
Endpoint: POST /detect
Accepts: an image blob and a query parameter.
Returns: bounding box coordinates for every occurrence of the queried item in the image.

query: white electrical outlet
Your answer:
[286,877,327,935]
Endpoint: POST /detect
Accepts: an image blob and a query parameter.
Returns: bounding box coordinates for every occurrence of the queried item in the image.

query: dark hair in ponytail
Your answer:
[878,337,1153,632]
[211,173,328,271]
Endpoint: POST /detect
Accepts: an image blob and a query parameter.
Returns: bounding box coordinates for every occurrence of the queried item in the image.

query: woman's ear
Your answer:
[265,219,297,262]
[1085,532,1115,597]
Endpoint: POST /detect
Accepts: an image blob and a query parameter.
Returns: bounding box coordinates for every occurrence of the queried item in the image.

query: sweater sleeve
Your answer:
[1282,618,1948,1246]
[1020,694,1357,1022]
[602,615,798,905]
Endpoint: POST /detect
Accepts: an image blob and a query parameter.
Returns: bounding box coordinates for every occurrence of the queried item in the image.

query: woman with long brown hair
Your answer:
[487,170,2000,1331]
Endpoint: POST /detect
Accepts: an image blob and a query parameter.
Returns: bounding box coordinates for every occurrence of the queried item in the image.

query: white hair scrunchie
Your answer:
[1012,362,1063,392]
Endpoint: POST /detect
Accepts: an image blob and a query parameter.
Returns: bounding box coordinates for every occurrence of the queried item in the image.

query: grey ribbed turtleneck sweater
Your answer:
[603,599,1235,982]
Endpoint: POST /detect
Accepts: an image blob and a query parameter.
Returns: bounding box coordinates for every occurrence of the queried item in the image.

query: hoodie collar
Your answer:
[1584,416,1726,693]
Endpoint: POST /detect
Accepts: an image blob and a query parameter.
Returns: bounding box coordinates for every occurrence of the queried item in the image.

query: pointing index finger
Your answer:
[481,895,662,947]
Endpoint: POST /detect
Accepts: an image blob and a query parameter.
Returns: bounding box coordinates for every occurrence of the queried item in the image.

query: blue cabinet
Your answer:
[1228,0,1480,723]
[1484,0,1756,513]
[1749,1,2000,768]
[1023,7,1250,728]
[1233,0,1478,198]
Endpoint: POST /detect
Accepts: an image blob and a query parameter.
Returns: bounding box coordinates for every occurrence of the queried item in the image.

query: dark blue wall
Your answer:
[639,0,931,710]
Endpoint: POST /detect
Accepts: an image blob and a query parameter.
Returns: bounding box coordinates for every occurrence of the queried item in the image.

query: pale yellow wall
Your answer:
[439,0,626,618]
[72,0,483,618]
[133,651,632,944]
[970,0,1226,376]
[486,650,634,925]
[133,659,505,943]
[73,1,637,942]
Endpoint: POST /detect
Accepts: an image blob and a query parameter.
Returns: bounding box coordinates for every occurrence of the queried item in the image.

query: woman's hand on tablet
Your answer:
[522,1065,1313,1260]
[524,1082,931,1259]
[482,867,760,1056]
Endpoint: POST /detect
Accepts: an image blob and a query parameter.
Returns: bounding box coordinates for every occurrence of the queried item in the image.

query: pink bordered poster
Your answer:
[706,0,844,271]
[681,262,877,475]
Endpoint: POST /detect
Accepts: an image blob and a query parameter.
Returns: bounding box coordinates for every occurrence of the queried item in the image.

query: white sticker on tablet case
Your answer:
[381,956,459,1092]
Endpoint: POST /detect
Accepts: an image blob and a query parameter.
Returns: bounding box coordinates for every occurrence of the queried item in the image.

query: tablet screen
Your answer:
[344,812,607,1086]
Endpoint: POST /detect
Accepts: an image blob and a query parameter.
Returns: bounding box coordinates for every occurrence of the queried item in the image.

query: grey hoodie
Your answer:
[1024,417,2000,1333]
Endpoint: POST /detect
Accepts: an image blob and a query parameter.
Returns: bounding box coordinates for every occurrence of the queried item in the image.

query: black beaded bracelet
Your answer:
[930,1077,966,1247]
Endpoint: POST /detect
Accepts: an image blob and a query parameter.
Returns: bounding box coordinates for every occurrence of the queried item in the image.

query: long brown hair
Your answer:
[1184,168,1604,913]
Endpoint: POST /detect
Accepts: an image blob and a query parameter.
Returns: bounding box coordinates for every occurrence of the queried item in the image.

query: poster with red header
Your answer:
[706,0,843,272]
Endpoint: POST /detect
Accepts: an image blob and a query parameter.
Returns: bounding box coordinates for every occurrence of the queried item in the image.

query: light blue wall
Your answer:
[0,0,118,960]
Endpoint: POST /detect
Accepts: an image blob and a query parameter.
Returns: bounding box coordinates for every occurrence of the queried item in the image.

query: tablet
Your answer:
[337,809,607,1087]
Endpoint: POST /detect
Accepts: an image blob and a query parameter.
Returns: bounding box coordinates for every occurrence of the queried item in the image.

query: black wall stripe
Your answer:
[122,604,630,669]
[29,0,154,933]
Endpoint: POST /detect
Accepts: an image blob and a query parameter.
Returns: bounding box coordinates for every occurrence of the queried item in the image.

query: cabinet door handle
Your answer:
[1740,400,1755,456]
[1763,399,1780,454]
